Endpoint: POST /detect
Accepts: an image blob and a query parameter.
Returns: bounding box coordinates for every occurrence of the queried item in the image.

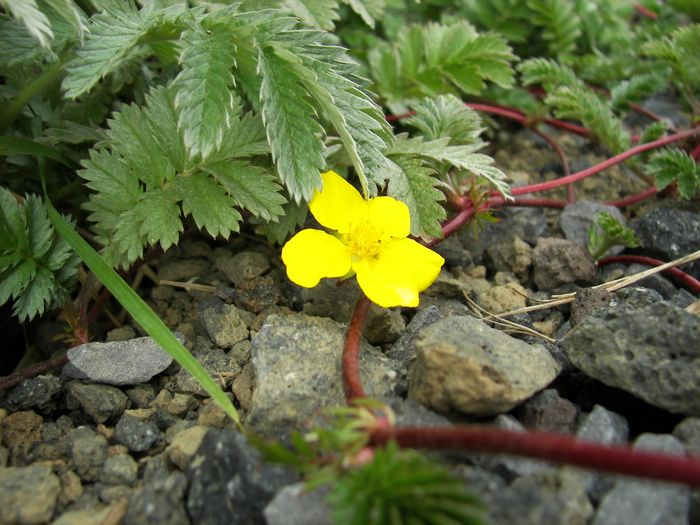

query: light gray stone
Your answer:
[560,200,626,255]
[67,427,108,482]
[593,434,690,525]
[264,483,333,525]
[200,301,250,348]
[248,313,396,437]
[562,302,700,416]
[0,465,60,524]
[408,316,561,416]
[532,237,597,292]
[101,454,138,486]
[64,336,173,386]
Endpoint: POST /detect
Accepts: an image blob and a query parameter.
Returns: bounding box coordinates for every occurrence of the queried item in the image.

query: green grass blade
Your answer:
[0,136,74,166]
[45,198,241,429]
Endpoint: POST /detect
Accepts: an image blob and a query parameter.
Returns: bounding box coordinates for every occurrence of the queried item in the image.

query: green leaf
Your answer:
[0,187,79,321]
[282,0,340,30]
[206,111,270,163]
[0,136,74,166]
[0,15,48,66]
[405,95,485,146]
[205,161,286,221]
[43,0,88,41]
[587,212,639,260]
[610,73,668,111]
[258,44,325,202]
[46,199,241,428]
[646,148,700,199]
[62,1,147,98]
[527,0,581,57]
[344,0,384,29]
[175,172,242,238]
[172,22,239,160]
[0,0,53,48]
[387,158,445,240]
[134,189,182,252]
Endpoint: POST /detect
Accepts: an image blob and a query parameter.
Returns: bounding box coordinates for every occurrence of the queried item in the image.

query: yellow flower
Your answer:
[282,170,445,308]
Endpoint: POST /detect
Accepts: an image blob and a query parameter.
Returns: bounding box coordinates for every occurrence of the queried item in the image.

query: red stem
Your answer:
[342,295,371,402]
[634,3,658,20]
[511,127,700,196]
[531,128,575,203]
[598,255,700,295]
[691,143,700,160]
[370,426,700,486]
[604,187,658,207]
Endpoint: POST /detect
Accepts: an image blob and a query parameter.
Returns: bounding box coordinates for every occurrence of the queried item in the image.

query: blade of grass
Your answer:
[0,136,74,166]
[45,197,242,429]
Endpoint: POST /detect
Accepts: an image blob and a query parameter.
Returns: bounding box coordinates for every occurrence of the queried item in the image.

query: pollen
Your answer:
[346,221,382,261]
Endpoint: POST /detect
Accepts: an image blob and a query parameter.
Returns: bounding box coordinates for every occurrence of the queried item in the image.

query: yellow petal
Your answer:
[367,196,410,240]
[281,229,351,288]
[354,257,419,308]
[353,238,444,308]
[379,238,445,292]
[309,171,367,234]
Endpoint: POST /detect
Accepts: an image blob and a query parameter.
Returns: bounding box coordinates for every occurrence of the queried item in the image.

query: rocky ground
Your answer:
[1,127,700,525]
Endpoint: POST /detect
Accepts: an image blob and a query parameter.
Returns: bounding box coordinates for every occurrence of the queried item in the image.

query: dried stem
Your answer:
[598,253,700,294]
[0,352,68,391]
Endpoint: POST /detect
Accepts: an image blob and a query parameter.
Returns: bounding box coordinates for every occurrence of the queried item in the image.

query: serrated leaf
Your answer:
[0,187,27,249]
[646,149,700,199]
[135,189,182,252]
[387,158,445,240]
[282,0,340,30]
[175,173,241,238]
[258,44,325,202]
[43,0,88,41]
[0,15,48,66]
[13,265,53,321]
[172,23,238,160]
[527,0,581,57]
[344,0,384,28]
[0,260,36,304]
[62,1,147,98]
[142,86,187,172]
[0,0,53,48]
[207,111,270,163]
[610,73,667,111]
[25,194,53,259]
[205,161,286,221]
[107,96,177,187]
[405,95,485,145]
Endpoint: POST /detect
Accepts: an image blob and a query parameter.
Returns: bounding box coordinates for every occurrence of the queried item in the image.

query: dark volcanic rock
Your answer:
[187,428,297,525]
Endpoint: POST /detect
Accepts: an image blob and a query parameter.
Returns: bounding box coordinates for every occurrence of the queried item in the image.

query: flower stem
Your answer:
[342,295,371,403]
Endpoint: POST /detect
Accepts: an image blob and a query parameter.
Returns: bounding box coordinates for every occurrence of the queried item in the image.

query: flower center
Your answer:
[346,221,382,261]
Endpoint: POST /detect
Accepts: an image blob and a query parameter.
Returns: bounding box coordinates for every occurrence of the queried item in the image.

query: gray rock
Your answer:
[66,382,128,423]
[158,257,210,281]
[532,238,597,292]
[0,410,43,464]
[593,434,690,525]
[562,302,700,416]
[125,384,155,408]
[473,414,551,479]
[477,207,549,247]
[248,313,396,437]
[433,234,474,267]
[173,337,236,394]
[235,274,284,313]
[488,468,594,525]
[101,454,138,486]
[200,299,250,349]
[264,483,333,525]
[616,263,679,299]
[187,428,297,525]
[216,250,270,287]
[64,336,174,386]
[516,389,579,434]
[408,316,561,416]
[485,236,533,279]
[125,471,189,525]
[115,414,160,453]
[560,200,627,255]
[632,207,700,278]
[67,427,108,482]
[575,405,630,501]
[0,464,61,524]
[5,375,61,412]
[386,306,443,368]
[613,286,664,309]
[570,288,614,327]
[673,418,700,456]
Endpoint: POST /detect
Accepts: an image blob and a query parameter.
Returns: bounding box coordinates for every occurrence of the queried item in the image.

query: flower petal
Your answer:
[380,238,445,292]
[353,238,444,308]
[281,229,351,288]
[367,196,410,240]
[309,171,367,234]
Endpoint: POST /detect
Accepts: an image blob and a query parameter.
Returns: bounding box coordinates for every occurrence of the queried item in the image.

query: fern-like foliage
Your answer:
[645,149,700,199]
[0,187,80,321]
[526,0,581,58]
[643,23,700,94]
[386,95,509,239]
[520,58,631,153]
[329,441,486,525]
[79,86,284,268]
[587,212,639,260]
[368,20,516,111]
[1,0,53,48]
[272,0,385,30]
